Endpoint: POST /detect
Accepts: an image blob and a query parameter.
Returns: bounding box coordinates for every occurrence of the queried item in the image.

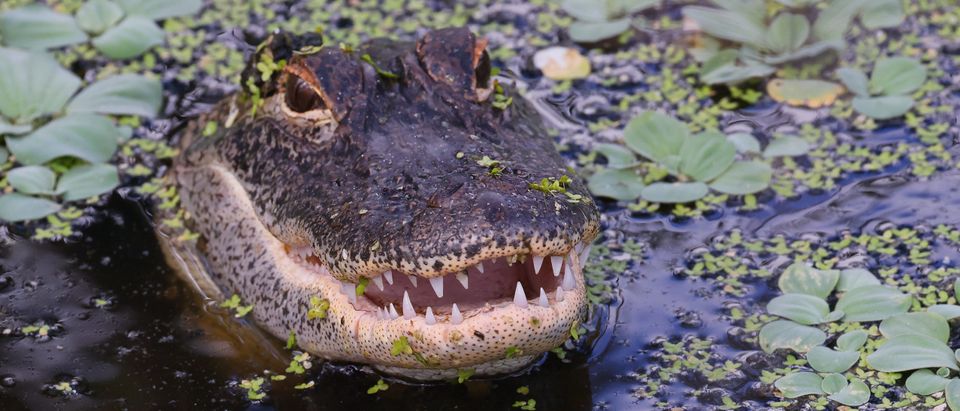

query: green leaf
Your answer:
[812,0,865,41]
[0,48,81,123]
[727,133,760,154]
[836,268,880,292]
[587,168,645,201]
[869,57,927,96]
[762,40,843,65]
[0,119,33,135]
[763,136,810,158]
[7,165,56,195]
[867,335,958,372]
[828,378,870,407]
[766,78,843,108]
[807,346,860,373]
[561,0,610,22]
[568,19,631,43]
[765,13,809,53]
[700,49,775,84]
[778,262,839,298]
[836,330,868,352]
[115,0,202,20]
[593,143,637,168]
[852,95,915,120]
[947,379,960,411]
[710,0,765,25]
[75,0,125,34]
[67,74,162,117]
[0,193,61,222]
[56,163,119,201]
[708,160,771,195]
[767,293,830,325]
[678,130,736,182]
[929,305,960,321]
[880,312,950,343]
[92,16,165,60]
[640,182,708,204]
[0,5,88,50]
[836,285,911,322]
[859,0,904,29]
[774,372,824,398]
[610,0,659,15]
[682,6,766,49]
[0,147,7,164]
[955,278,960,302]
[6,114,123,165]
[820,373,848,395]
[759,319,826,353]
[623,112,688,167]
[905,369,950,395]
[836,67,869,97]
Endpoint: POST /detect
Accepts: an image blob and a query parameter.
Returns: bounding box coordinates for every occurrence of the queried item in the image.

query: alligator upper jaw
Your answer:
[285,242,593,326]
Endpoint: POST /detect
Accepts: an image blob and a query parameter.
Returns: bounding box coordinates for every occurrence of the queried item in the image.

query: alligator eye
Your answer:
[284,75,326,113]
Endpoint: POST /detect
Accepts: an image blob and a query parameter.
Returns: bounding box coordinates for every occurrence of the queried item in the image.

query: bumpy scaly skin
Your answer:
[165,28,600,379]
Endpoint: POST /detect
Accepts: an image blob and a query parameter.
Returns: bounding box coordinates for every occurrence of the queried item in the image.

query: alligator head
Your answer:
[168,28,600,380]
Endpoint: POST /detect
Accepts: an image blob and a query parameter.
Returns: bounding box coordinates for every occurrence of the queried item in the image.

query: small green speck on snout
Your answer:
[356,277,369,295]
[391,336,413,356]
[505,346,523,359]
[285,330,297,349]
[307,296,330,320]
[220,294,254,317]
[457,369,474,383]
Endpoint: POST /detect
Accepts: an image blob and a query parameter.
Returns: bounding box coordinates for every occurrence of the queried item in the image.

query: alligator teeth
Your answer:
[555,287,565,302]
[372,275,384,291]
[376,307,384,320]
[425,307,436,325]
[550,255,563,277]
[383,270,394,285]
[407,274,418,288]
[456,272,469,289]
[388,303,399,319]
[513,282,528,308]
[532,255,544,274]
[402,291,415,320]
[538,287,549,307]
[451,303,463,325]
[579,244,591,268]
[475,262,484,274]
[429,276,444,298]
[562,265,575,290]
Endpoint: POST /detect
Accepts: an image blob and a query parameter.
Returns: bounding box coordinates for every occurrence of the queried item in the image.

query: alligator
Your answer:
[158,28,600,380]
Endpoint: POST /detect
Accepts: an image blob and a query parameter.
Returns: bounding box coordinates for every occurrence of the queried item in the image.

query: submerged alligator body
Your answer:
[162,28,600,379]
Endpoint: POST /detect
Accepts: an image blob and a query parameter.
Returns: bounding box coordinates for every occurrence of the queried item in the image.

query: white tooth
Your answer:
[451,303,463,325]
[429,276,444,298]
[562,266,575,290]
[456,272,469,289]
[532,255,544,274]
[564,258,574,280]
[408,275,418,288]
[579,244,591,268]
[538,287,548,307]
[402,291,415,319]
[425,307,436,325]
[550,256,563,277]
[475,262,484,274]
[383,270,394,285]
[376,307,383,320]
[388,303,399,319]
[513,282,528,308]
[372,275,384,291]
[555,287,565,302]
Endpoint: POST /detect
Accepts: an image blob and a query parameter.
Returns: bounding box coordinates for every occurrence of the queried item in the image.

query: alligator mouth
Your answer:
[284,244,592,325]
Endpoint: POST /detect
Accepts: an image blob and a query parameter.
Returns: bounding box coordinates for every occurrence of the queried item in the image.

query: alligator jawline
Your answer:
[284,245,590,325]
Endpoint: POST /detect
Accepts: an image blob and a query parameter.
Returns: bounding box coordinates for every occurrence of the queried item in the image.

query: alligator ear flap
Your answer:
[416,28,493,102]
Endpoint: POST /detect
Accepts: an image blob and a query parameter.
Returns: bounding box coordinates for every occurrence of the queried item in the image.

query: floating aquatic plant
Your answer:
[837,57,928,120]
[684,0,905,85]
[0,47,161,222]
[587,112,809,204]
[0,0,201,59]
[560,0,658,43]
